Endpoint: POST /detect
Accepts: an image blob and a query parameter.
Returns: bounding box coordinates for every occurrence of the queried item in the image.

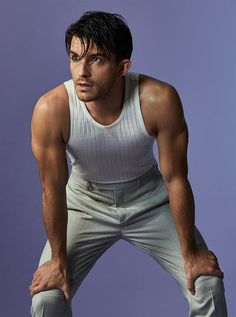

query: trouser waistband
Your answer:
[69,163,163,191]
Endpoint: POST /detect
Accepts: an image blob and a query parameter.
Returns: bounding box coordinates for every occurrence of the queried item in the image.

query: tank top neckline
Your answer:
[74,74,129,129]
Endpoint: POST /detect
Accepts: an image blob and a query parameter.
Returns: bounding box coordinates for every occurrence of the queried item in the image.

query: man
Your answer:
[29,11,227,316]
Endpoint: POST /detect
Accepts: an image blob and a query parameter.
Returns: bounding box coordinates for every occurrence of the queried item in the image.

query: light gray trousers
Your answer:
[31,163,227,316]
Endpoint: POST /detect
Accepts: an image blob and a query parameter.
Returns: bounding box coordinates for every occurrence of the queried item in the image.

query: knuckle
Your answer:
[208,250,215,257]
[214,262,219,269]
[207,266,214,273]
[210,255,216,260]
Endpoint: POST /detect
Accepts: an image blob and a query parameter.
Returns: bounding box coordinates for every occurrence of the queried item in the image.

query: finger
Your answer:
[213,259,220,268]
[212,266,224,275]
[33,270,40,279]
[31,275,41,286]
[187,276,195,295]
[209,254,217,261]
[216,262,221,270]
[209,251,219,263]
[30,279,41,290]
[29,281,40,294]
[205,268,224,279]
[30,285,43,296]
[214,269,224,278]
[208,249,215,256]
[63,290,70,301]
[62,283,71,301]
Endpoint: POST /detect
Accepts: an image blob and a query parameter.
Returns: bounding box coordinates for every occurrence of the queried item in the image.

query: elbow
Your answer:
[41,180,67,196]
[161,162,189,186]
[162,172,189,188]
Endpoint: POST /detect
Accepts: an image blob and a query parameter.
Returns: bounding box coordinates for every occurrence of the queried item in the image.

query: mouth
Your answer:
[76,82,93,92]
[76,80,93,85]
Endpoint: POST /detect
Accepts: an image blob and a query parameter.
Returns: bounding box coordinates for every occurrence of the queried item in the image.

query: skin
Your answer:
[29,36,224,301]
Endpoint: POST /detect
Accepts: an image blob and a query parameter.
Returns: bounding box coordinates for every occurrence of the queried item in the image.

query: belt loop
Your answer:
[86,181,92,191]
[137,177,141,188]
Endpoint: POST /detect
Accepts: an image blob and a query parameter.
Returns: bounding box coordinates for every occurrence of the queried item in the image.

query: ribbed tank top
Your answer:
[64,72,157,183]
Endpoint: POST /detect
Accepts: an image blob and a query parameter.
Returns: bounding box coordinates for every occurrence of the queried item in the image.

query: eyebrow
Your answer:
[69,50,105,58]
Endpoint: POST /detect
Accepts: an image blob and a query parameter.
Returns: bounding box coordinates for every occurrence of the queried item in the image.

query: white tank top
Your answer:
[64,72,157,183]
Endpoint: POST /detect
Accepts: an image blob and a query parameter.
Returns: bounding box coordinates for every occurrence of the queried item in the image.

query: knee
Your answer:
[31,290,56,316]
[190,276,227,316]
[31,289,71,317]
[194,275,225,298]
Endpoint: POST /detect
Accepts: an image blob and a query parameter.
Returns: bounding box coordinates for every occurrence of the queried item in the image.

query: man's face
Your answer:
[69,36,121,103]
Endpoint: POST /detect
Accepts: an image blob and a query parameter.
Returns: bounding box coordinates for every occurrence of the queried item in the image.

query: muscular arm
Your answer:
[155,86,195,256]
[29,94,70,299]
[147,81,223,294]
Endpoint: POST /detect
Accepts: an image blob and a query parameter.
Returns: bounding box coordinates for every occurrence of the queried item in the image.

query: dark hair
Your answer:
[65,11,133,63]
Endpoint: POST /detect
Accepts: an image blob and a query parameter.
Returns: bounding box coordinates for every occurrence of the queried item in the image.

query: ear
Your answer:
[117,59,132,77]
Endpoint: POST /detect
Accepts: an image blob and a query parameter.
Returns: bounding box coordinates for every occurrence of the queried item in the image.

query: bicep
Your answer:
[156,87,189,182]
[31,99,68,190]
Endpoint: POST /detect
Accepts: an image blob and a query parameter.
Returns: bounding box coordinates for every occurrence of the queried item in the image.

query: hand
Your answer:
[184,248,224,295]
[29,258,70,300]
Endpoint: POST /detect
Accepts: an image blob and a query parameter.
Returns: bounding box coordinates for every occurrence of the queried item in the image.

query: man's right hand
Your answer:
[29,258,70,300]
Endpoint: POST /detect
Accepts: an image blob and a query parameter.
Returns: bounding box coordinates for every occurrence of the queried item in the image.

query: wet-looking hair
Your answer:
[65,11,133,63]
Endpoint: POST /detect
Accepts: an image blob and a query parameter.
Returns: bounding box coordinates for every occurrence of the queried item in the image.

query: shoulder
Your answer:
[31,82,70,142]
[33,82,69,117]
[138,73,185,132]
[32,83,69,130]
[139,73,181,108]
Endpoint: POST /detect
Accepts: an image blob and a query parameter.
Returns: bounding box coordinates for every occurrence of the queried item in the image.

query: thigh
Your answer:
[38,209,120,298]
[122,179,207,290]
[41,177,124,295]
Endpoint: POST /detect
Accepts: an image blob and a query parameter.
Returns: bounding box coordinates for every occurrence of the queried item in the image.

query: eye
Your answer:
[70,55,80,62]
[89,56,104,64]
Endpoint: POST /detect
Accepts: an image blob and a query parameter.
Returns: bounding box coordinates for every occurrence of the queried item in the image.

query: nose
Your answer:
[77,60,90,78]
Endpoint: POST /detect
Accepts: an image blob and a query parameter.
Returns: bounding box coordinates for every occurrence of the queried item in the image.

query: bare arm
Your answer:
[155,86,195,255]
[29,94,70,299]
[153,84,224,294]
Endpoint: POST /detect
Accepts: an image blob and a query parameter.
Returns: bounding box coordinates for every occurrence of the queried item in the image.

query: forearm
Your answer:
[42,187,68,261]
[165,177,197,258]
[30,187,70,299]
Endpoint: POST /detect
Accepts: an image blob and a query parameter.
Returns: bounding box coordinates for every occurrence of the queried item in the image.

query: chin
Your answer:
[75,91,92,102]
[77,94,96,102]
[76,90,101,103]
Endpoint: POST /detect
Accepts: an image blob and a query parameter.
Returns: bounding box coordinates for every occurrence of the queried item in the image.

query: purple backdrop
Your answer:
[0,1,235,316]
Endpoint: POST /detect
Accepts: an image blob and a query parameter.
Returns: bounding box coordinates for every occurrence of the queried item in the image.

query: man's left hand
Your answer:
[184,248,224,295]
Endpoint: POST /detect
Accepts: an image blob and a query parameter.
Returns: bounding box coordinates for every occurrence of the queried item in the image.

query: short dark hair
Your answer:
[65,11,133,63]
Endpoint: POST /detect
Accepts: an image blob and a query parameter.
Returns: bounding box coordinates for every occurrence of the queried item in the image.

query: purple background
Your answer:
[1,1,235,316]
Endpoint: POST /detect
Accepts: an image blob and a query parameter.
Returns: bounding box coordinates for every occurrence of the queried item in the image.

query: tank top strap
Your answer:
[125,72,151,138]
[63,79,80,159]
